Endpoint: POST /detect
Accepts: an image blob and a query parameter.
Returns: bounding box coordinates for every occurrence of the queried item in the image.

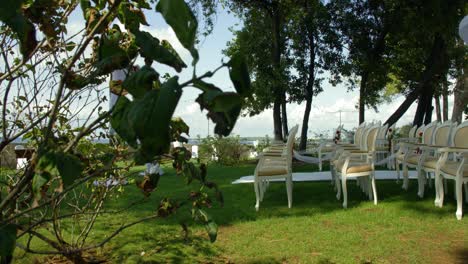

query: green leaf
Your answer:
[0,224,16,258]
[156,0,199,65]
[94,27,137,76]
[117,2,149,31]
[129,77,182,164]
[56,153,84,187]
[110,96,138,148]
[205,221,218,242]
[228,53,251,97]
[193,80,242,136]
[32,171,51,199]
[122,65,159,99]
[0,3,38,60]
[133,30,186,73]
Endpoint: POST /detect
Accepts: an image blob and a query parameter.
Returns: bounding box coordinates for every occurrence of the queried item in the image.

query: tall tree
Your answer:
[329,0,395,125]
[288,0,343,150]
[225,0,293,140]
[384,0,465,126]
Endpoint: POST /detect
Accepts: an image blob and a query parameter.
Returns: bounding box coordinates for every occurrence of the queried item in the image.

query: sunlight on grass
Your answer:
[12,162,468,263]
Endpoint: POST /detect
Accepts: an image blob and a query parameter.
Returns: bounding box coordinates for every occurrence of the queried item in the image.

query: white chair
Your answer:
[415,121,457,198]
[434,121,468,220]
[330,123,369,188]
[317,124,344,171]
[396,121,438,190]
[253,125,299,211]
[334,125,380,208]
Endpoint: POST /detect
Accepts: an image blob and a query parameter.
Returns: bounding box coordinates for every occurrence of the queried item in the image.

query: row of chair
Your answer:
[253,121,468,220]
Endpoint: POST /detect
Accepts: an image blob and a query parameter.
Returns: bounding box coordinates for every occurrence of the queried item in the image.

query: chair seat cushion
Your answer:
[319,147,335,153]
[406,155,421,165]
[375,146,389,151]
[396,153,405,161]
[346,164,372,173]
[422,157,438,169]
[257,165,288,176]
[440,162,468,177]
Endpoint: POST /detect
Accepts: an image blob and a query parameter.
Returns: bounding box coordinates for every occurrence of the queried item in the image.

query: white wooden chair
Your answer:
[330,123,369,188]
[316,124,344,171]
[414,121,457,198]
[396,121,438,190]
[253,125,299,211]
[434,121,468,220]
[390,125,417,172]
[334,125,380,208]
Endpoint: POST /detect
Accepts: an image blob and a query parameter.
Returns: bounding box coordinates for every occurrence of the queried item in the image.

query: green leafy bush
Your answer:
[199,136,250,165]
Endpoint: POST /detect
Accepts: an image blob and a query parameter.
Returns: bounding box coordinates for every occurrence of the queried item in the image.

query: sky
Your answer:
[67,4,456,139]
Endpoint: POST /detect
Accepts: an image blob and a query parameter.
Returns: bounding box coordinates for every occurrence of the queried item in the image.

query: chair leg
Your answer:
[342,176,348,208]
[286,175,293,209]
[335,173,341,200]
[402,164,409,190]
[439,177,445,208]
[396,161,401,183]
[371,173,378,205]
[417,169,425,198]
[434,170,441,207]
[254,177,260,211]
[455,179,463,220]
[319,152,322,171]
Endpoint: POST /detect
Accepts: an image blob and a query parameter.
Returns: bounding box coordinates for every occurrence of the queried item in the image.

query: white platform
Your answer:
[232,170,417,184]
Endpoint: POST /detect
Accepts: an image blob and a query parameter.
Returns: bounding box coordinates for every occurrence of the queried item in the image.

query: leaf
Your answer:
[133,30,186,72]
[94,27,137,76]
[156,0,199,64]
[205,221,218,242]
[65,41,76,51]
[128,77,182,164]
[117,2,149,31]
[193,80,243,136]
[0,224,16,259]
[32,171,51,199]
[110,96,138,148]
[122,65,159,99]
[228,53,251,97]
[56,153,83,187]
[0,3,38,60]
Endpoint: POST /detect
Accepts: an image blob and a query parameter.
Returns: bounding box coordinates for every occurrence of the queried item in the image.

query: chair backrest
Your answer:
[422,121,438,144]
[450,120,468,148]
[353,122,366,146]
[432,121,457,146]
[359,125,372,150]
[377,124,389,139]
[362,125,380,151]
[408,125,417,138]
[285,125,299,158]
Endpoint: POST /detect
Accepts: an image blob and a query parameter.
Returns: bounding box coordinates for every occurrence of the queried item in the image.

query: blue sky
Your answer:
[67,5,453,138]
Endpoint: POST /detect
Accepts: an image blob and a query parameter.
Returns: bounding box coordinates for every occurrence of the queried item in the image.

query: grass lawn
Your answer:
[8,161,468,263]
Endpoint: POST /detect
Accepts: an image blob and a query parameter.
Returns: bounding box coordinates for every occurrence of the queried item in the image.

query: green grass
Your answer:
[8,162,468,263]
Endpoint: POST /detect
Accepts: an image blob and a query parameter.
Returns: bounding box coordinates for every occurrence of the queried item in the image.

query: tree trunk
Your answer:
[273,99,283,141]
[271,3,284,141]
[435,96,442,121]
[384,34,446,127]
[359,72,368,124]
[413,94,427,127]
[423,94,434,125]
[442,81,449,121]
[299,25,316,151]
[451,64,468,123]
[281,95,289,137]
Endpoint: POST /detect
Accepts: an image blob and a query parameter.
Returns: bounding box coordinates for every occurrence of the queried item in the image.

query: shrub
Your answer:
[199,136,249,165]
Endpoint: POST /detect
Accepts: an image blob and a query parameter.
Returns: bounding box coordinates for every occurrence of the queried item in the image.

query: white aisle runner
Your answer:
[232,170,417,184]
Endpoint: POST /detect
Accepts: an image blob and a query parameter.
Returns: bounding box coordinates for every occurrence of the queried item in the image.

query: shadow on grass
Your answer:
[455,247,468,264]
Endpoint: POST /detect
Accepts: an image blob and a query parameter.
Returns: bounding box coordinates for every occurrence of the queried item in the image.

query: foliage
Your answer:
[0,0,250,262]
[198,136,249,166]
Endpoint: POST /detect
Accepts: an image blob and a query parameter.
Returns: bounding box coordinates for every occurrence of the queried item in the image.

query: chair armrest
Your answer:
[437,147,468,153]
